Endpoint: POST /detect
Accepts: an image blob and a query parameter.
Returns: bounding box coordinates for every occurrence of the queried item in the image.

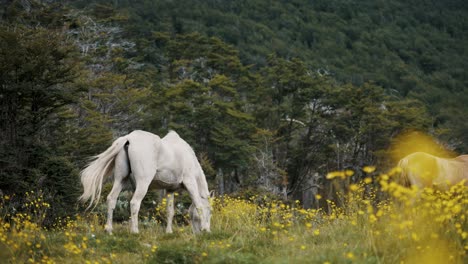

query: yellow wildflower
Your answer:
[363,166,376,173]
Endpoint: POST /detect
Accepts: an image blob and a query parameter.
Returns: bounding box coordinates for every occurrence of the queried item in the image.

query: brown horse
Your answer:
[397,152,468,190]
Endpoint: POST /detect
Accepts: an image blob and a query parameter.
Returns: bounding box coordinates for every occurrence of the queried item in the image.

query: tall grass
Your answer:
[1,168,467,263]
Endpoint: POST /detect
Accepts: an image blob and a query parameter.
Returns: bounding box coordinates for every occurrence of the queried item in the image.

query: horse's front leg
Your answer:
[184,178,210,233]
[165,192,175,233]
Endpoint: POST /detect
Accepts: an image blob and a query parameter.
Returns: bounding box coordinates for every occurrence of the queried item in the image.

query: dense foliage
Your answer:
[0,0,466,219]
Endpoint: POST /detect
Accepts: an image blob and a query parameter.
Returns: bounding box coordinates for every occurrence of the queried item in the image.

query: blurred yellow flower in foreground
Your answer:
[363,166,376,173]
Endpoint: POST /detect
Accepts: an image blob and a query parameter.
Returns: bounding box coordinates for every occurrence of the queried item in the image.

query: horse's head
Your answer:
[189,197,211,233]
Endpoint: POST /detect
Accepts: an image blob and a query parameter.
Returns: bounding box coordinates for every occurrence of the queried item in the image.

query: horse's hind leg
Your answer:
[105,149,129,234]
[165,192,175,233]
[129,179,152,234]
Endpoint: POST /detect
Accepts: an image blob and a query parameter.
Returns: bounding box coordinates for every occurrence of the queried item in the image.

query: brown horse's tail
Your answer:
[397,158,410,187]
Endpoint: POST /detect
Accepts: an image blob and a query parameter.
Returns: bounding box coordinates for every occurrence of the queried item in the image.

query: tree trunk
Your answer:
[216,168,224,195]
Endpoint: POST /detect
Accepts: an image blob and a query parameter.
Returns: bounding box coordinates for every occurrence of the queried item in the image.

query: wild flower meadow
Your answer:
[1,167,467,263]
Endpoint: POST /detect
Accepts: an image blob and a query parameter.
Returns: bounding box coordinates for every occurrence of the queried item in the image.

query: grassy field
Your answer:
[1,168,467,264]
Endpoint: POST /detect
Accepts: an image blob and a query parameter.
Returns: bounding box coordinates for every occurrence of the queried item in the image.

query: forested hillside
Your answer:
[0,0,467,219]
[111,0,467,148]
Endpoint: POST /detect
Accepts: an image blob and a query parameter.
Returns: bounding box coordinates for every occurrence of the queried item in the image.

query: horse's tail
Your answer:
[397,158,409,187]
[79,136,129,209]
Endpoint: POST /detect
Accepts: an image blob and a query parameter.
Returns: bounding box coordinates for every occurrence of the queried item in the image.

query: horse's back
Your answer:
[160,131,206,185]
[400,152,467,189]
[152,130,199,175]
[128,130,160,141]
[162,131,198,162]
[455,155,468,163]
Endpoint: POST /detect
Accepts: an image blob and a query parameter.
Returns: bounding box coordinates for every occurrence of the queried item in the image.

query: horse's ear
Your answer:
[209,190,216,198]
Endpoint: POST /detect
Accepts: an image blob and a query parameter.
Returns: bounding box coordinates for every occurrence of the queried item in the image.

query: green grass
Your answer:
[0,218,373,264]
[1,180,467,263]
[88,221,370,264]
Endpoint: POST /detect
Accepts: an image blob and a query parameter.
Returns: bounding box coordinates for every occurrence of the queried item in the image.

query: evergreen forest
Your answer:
[1,0,467,220]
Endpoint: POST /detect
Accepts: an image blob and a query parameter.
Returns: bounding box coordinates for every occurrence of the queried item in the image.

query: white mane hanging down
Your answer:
[397,152,468,190]
[79,130,211,234]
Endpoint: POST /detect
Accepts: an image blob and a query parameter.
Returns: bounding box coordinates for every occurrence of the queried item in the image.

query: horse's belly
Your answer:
[152,169,182,190]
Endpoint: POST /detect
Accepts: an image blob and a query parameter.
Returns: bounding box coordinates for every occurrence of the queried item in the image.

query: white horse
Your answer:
[79,130,211,234]
[397,152,468,190]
